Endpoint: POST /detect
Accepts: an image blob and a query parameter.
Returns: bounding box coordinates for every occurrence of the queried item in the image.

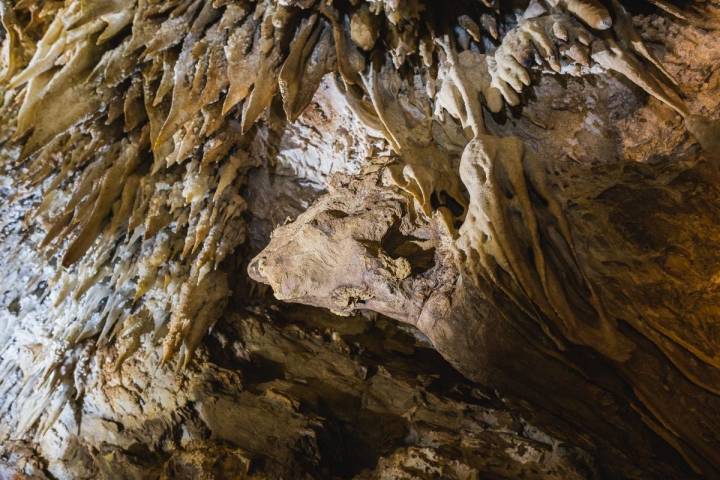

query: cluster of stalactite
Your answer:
[0,0,719,478]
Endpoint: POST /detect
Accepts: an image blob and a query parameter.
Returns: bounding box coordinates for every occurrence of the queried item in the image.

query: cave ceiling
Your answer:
[0,0,719,478]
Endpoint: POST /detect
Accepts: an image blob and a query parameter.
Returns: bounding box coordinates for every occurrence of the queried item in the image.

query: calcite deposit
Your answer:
[0,0,719,478]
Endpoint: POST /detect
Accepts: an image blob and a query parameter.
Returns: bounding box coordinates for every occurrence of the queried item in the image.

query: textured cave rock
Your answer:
[0,0,719,479]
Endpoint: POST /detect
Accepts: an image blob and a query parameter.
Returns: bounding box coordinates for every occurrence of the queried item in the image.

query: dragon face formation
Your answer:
[1,0,719,478]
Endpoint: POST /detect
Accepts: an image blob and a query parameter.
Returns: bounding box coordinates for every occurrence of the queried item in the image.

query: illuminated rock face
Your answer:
[0,1,719,478]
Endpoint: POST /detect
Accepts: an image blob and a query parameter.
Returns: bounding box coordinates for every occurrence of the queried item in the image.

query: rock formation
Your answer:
[0,0,719,478]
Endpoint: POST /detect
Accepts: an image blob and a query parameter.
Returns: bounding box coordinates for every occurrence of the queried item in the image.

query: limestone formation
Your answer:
[1,0,719,478]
